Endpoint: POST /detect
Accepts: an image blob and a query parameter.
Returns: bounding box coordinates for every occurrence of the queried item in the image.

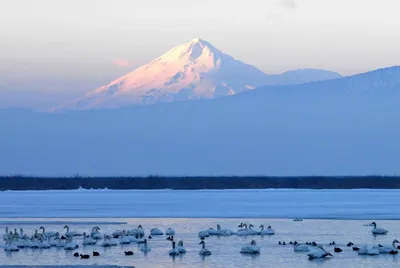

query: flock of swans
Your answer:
[2,221,399,261]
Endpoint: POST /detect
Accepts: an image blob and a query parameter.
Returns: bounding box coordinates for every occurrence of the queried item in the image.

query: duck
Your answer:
[90,226,102,240]
[353,246,360,251]
[376,239,399,254]
[199,240,211,256]
[334,247,342,253]
[140,239,151,253]
[39,226,57,238]
[370,222,388,235]
[64,237,79,250]
[82,232,97,245]
[307,246,332,259]
[64,225,82,237]
[240,240,260,254]
[73,252,80,257]
[125,251,134,256]
[259,225,275,235]
[80,254,90,259]
[358,245,380,255]
[150,228,164,236]
[177,240,186,254]
[169,241,180,256]
[166,228,175,236]
[166,236,174,241]
[347,242,354,247]
[93,251,100,256]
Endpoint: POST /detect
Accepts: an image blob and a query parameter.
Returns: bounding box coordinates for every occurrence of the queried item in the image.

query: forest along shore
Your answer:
[0,176,400,191]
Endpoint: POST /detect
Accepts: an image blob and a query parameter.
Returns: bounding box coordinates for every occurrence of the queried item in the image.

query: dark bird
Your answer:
[353,247,360,251]
[148,235,152,239]
[73,252,79,257]
[389,250,398,255]
[334,247,342,253]
[311,242,317,246]
[278,241,282,245]
[289,241,293,245]
[93,251,100,256]
[347,242,354,247]
[80,254,90,259]
[125,251,134,256]
[397,245,400,250]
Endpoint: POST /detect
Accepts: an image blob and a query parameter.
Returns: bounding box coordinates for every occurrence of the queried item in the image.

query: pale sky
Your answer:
[1,0,400,106]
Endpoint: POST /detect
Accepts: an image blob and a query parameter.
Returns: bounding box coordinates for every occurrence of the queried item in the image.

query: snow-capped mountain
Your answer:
[59,38,341,110]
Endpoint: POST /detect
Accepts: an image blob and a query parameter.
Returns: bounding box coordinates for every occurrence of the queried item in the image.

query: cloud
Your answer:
[112,59,131,67]
[277,0,297,10]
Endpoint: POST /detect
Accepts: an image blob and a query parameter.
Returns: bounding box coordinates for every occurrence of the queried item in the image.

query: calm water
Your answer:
[0,218,399,268]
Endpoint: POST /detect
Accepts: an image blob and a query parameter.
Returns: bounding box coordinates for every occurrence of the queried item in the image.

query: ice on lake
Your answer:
[0,189,400,267]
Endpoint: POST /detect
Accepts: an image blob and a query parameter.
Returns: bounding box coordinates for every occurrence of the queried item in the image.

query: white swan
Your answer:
[294,243,312,252]
[358,245,380,255]
[128,225,145,236]
[370,222,388,235]
[38,235,51,249]
[63,225,82,237]
[169,241,180,256]
[208,224,233,236]
[166,228,175,236]
[307,246,332,259]
[90,226,102,240]
[64,237,79,250]
[236,223,250,236]
[39,226,57,238]
[259,225,275,235]
[4,238,19,252]
[112,229,124,238]
[199,240,211,256]
[140,239,151,253]
[3,227,9,241]
[377,239,399,254]
[177,240,186,254]
[49,235,59,247]
[240,240,260,254]
[56,237,67,248]
[150,228,164,236]
[101,235,112,247]
[198,230,210,238]
[119,230,131,245]
[82,232,97,245]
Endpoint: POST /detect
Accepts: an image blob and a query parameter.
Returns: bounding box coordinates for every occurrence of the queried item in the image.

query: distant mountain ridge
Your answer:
[58,38,341,110]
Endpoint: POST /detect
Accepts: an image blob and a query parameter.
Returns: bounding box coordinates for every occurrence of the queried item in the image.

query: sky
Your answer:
[1,0,400,109]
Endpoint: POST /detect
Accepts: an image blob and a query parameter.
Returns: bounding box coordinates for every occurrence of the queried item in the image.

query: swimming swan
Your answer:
[377,239,399,254]
[307,246,332,259]
[370,222,388,235]
[240,240,260,254]
[199,240,211,256]
[259,225,275,235]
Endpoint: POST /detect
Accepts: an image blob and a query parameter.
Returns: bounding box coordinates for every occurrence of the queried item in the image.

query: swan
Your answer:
[13,228,20,239]
[166,228,175,236]
[112,229,124,238]
[307,246,332,259]
[150,228,164,236]
[82,232,97,245]
[294,243,313,252]
[64,237,79,250]
[56,236,67,248]
[259,225,275,235]
[4,238,19,252]
[101,235,112,247]
[177,240,186,254]
[236,223,250,236]
[199,240,212,256]
[64,225,82,237]
[370,222,388,235]
[39,226,57,238]
[90,226,102,240]
[198,230,210,238]
[129,234,145,243]
[210,224,234,236]
[358,245,380,255]
[247,224,259,235]
[38,235,51,249]
[240,240,261,254]
[128,225,145,236]
[49,234,59,247]
[377,239,399,254]
[18,228,28,240]
[169,241,180,256]
[119,230,131,245]
[3,227,9,241]
[140,239,151,253]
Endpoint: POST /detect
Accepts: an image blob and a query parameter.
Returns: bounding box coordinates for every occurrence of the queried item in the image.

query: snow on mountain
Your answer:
[2,66,400,176]
[58,38,341,110]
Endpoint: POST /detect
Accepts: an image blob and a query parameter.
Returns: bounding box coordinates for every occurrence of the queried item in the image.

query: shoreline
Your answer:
[1,176,400,190]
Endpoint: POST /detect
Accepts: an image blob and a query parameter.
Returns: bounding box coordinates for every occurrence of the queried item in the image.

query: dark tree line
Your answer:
[0,176,400,191]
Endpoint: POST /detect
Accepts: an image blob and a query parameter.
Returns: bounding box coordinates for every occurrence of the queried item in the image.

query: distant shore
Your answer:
[0,176,399,191]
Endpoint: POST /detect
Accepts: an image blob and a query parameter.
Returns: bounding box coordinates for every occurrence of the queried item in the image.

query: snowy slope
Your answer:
[1,66,399,176]
[59,38,341,110]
